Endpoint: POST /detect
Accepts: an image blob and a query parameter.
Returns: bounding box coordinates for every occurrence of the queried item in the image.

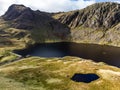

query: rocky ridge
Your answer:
[53,2,120,46]
[55,2,120,29]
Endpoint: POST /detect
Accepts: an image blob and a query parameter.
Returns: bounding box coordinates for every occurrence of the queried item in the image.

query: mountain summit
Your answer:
[3,4,29,20]
[3,4,36,29]
[1,2,120,47]
[0,4,70,47]
[3,4,70,31]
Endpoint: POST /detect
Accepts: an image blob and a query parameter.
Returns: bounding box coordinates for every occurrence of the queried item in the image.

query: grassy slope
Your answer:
[0,18,33,50]
[0,18,70,50]
[0,56,120,90]
[70,25,120,47]
[0,50,19,63]
[0,75,30,90]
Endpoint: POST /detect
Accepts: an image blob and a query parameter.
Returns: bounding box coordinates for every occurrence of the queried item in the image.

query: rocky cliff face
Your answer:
[53,2,120,46]
[54,2,120,29]
[3,4,69,31]
[3,4,36,29]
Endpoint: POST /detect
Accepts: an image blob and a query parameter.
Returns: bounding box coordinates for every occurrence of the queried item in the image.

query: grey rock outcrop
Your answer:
[56,2,120,29]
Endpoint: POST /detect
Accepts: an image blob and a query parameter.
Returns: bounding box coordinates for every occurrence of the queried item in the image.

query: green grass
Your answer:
[0,50,19,64]
[0,74,29,90]
[0,11,120,90]
[0,56,120,90]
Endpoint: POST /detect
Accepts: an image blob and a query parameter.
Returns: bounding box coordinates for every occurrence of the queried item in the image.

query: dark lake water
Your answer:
[14,42,120,67]
[71,73,99,83]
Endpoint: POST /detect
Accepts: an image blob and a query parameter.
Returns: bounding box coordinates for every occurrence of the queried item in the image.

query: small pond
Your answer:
[71,73,99,83]
[14,42,120,67]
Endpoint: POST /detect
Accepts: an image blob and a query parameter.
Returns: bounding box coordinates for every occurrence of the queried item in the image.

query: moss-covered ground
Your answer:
[0,56,120,90]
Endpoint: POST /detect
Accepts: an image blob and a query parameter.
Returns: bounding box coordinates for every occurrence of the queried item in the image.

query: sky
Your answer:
[0,0,120,15]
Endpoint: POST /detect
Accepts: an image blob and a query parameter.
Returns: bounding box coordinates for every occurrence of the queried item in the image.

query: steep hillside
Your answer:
[53,2,120,46]
[1,2,120,49]
[54,2,120,29]
[0,4,70,49]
